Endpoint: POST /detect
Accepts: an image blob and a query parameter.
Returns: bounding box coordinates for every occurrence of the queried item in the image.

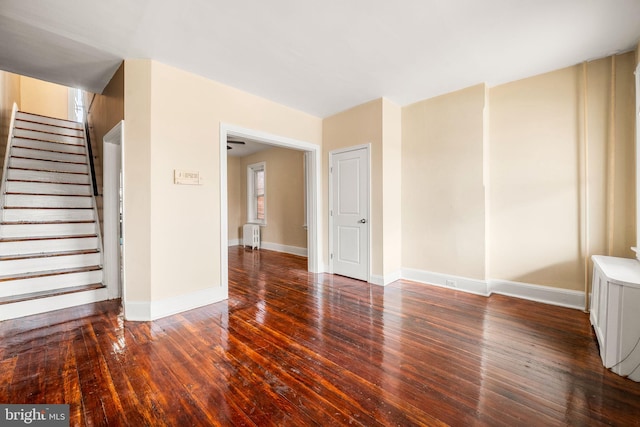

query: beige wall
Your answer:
[235,147,307,249]
[323,99,384,277]
[122,51,634,308]
[489,52,634,291]
[381,99,403,276]
[322,98,404,281]
[123,60,153,302]
[19,76,69,120]
[0,70,21,172]
[124,59,321,304]
[402,84,487,280]
[227,156,243,242]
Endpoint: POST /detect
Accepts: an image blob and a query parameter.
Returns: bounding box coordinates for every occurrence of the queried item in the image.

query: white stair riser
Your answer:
[0,270,103,298]
[10,157,88,174]
[1,252,101,275]
[7,169,90,185]
[5,194,93,208]
[15,112,82,130]
[0,237,99,256]
[3,209,95,222]
[13,128,84,145]
[11,147,86,164]
[14,120,83,137]
[0,223,96,238]
[12,138,86,155]
[6,181,91,196]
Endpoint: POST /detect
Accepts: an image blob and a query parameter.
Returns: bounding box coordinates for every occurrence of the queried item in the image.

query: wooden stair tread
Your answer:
[12,136,84,147]
[5,192,91,197]
[0,283,104,305]
[1,220,94,226]
[15,117,83,132]
[0,265,102,282]
[14,126,83,139]
[11,155,86,165]
[0,249,99,261]
[3,206,93,210]
[13,144,86,156]
[17,111,82,126]
[9,166,88,175]
[0,234,97,243]
[7,179,90,186]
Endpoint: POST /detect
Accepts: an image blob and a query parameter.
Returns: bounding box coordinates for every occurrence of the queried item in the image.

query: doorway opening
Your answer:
[103,121,125,304]
[219,123,321,294]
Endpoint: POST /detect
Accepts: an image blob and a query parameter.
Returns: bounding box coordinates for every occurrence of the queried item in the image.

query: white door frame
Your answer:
[103,121,125,301]
[328,144,371,282]
[219,123,322,292]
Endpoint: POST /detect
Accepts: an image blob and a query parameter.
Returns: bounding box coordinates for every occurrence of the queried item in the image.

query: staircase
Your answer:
[0,110,107,320]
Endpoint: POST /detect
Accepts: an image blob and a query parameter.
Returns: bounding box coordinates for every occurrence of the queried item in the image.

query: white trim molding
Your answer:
[487,279,585,310]
[400,268,585,310]
[260,242,308,257]
[402,268,489,296]
[124,286,228,321]
[370,270,402,287]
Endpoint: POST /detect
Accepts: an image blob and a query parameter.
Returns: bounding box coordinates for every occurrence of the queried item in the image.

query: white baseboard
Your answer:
[488,279,585,310]
[125,286,228,321]
[260,241,308,257]
[370,270,402,286]
[400,268,585,310]
[0,288,109,321]
[402,268,488,296]
[228,239,240,246]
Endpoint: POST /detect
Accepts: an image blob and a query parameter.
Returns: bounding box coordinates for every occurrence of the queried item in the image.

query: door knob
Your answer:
[359,218,366,224]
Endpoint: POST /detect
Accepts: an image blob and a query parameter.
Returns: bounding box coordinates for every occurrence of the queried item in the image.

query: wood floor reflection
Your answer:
[1,246,640,426]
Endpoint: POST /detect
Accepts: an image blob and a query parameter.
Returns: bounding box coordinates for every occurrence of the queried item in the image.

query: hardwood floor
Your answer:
[1,246,640,426]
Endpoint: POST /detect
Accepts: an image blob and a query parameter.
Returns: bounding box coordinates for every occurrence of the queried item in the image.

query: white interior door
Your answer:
[330,146,369,281]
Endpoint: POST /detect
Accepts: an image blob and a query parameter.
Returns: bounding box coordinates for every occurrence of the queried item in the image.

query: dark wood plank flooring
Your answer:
[1,246,640,426]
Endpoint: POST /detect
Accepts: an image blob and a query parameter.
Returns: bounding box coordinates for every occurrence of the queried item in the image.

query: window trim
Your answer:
[247,161,266,225]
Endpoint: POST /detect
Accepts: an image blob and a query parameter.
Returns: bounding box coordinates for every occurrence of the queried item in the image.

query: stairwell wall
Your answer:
[0,70,21,174]
[19,76,69,121]
[86,63,125,237]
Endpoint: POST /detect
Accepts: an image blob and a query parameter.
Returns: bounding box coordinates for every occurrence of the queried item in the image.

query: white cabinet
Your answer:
[590,255,640,382]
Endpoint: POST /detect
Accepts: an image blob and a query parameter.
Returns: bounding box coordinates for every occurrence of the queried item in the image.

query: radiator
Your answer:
[243,224,260,250]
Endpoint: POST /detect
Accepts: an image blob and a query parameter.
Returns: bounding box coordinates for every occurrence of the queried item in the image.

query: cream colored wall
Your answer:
[227,156,243,242]
[19,76,69,120]
[490,68,582,289]
[124,59,321,303]
[402,84,487,280]
[123,60,153,302]
[323,99,384,276]
[239,147,307,249]
[0,70,21,172]
[489,52,635,291]
[381,99,402,276]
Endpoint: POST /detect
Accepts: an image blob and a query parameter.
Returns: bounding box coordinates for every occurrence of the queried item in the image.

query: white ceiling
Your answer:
[1,0,639,117]
[226,136,270,157]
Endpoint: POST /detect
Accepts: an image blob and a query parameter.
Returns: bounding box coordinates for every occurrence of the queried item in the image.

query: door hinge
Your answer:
[330,253,333,259]
[330,166,333,173]
[330,210,333,216]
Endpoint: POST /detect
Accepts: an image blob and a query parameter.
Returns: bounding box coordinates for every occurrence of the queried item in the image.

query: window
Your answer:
[247,162,266,225]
